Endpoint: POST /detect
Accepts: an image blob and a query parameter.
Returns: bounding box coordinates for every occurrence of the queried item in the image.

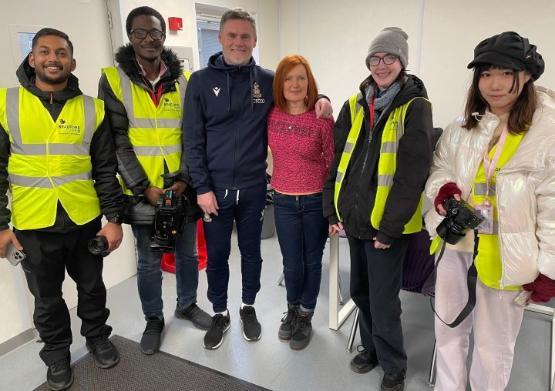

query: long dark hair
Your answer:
[463,64,537,133]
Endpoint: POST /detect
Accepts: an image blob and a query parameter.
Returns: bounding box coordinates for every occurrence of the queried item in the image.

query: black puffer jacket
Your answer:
[0,58,123,232]
[98,45,201,224]
[322,74,433,244]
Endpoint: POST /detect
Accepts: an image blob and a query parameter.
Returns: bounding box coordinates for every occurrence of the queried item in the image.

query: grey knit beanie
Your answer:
[366,27,409,69]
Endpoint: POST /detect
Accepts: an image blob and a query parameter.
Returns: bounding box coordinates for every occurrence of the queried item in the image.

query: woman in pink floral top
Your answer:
[267,54,334,350]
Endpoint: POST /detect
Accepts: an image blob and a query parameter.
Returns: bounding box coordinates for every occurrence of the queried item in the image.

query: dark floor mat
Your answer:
[34,335,270,391]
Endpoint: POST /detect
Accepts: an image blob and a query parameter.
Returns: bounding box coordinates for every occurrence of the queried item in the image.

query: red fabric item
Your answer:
[434,182,462,212]
[523,274,555,303]
[161,253,176,273]
[160,220,208,273]
[267,108,334,194]
[197,220,207,270]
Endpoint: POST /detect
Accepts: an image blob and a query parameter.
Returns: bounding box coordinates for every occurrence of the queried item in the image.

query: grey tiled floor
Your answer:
[0,233,551,390]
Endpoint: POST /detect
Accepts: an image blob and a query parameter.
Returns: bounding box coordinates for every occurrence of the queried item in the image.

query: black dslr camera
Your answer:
[150,189,184,252]
[436,197,484,245]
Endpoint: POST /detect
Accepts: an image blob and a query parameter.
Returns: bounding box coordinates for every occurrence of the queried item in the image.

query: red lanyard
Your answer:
[483,125,509,197]
[369,97,376,129]
[148,83,164,106]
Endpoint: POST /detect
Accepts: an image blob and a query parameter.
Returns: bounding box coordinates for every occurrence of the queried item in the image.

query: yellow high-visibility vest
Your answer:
[334,93,427,234]
[0,87,103,229]
[471,131,524,290]
[102,66,190,194]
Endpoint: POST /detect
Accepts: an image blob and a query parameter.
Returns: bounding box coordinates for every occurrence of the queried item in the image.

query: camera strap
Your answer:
[430,229,480,328]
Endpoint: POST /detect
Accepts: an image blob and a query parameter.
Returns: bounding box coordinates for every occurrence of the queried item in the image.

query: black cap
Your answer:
[467,31,545,80]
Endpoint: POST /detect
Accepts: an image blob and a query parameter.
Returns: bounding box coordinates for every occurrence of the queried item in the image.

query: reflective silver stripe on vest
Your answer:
[132,118,181,128]
[6,88,94,155]
[133,144,181,156]
[344,141,355,154]
[381,142,397,153]
[177,73,188,105]
[82,95,96,143]
[9,172,92,188]
[117,67,183,129]
[10,143,89,155]
[6,88,21,145]
[377,175,393,187]
[397,118,405,141]
[474,182,496,196]
[335,171,344,183]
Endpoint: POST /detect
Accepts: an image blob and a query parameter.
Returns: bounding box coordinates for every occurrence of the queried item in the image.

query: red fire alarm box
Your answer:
[168,17,183,31]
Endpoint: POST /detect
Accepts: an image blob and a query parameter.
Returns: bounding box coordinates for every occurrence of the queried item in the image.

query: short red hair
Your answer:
[273,54,319,112]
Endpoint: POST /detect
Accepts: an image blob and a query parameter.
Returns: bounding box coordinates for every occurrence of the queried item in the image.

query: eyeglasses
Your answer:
[368,54,398,67]
[130,28,165,40]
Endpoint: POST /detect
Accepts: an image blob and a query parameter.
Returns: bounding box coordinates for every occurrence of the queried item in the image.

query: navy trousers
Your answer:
[203,185,266,312]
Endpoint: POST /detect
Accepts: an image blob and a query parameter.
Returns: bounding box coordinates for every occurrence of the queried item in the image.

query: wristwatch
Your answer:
[106,213,123,225]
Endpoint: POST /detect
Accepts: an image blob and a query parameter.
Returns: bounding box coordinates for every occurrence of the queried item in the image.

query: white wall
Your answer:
[278,0,426,116]
[0,0,115,96]
[420,0,555,127]
[277,0,555,129]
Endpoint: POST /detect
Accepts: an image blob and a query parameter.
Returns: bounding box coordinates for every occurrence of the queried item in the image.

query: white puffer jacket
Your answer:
[425,86,555,287]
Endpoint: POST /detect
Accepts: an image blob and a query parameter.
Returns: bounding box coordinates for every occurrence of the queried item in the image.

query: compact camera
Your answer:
[150,189,184,252]
[436,197,484,244]
[5,243,26,265]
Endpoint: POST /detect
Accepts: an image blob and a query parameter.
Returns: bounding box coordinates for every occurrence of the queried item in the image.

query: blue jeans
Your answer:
[273,192,328,310]
[203,185,266,313]
[132,221,198,318]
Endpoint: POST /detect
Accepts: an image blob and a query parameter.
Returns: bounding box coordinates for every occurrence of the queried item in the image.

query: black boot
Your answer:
[381,370,406,391]
[350,346,378,373]
[278,304,298,341]
[289,309,313,350]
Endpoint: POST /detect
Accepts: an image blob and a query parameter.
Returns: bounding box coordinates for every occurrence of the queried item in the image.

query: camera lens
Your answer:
[88,236,109,257]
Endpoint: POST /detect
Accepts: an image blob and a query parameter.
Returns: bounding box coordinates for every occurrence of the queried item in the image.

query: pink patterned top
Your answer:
[268,108,335,194]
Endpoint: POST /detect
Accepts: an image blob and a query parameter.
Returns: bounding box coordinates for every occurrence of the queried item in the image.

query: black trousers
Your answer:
[17,219,112,365]
[348,235,408,374]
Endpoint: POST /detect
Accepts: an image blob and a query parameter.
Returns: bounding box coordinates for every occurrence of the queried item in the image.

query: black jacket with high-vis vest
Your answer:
[98,44,201,224]
[322,74,433,244]
[0,58,123,232]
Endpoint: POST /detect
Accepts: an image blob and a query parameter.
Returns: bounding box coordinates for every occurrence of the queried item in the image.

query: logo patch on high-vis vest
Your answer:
[389,120,398,131]
[56,118,81,135]
[252,82,265,104]
[161,97,181,112]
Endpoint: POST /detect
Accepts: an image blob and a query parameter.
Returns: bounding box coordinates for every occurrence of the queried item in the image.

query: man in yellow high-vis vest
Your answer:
[98,6,211,356]
[0,28,124,390]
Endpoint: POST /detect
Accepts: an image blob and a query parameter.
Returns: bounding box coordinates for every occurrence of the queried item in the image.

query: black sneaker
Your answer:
[140,316,164,355]
[204,313,231,349]
[350,346,379,374]
[239,306,261,341]
[289,310,313,350]
[278,304,298,341]
[381,370,406,391]
[175,302,212,330]
[86,338,120,369]
[46,358,73,391]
